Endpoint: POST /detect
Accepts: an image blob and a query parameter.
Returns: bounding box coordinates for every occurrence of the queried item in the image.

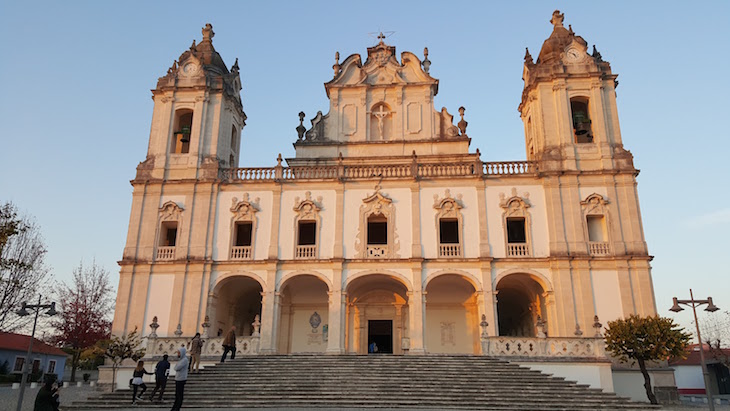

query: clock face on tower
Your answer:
[182,63,199,76]
[565,48,582,62]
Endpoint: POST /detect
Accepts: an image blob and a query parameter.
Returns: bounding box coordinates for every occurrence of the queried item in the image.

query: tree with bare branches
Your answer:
[51,260,113,382]
[0,202,50,332]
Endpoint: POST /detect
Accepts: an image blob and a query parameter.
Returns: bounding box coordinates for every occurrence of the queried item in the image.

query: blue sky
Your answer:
[1,2,728,333]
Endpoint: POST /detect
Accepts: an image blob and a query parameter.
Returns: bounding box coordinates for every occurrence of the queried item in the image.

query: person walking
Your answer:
[220,326,236,363]
[171,346,189,411]
[131,360,153,404]
[149,354,170,402]
[33,380,59,411]
[190,332,204,373]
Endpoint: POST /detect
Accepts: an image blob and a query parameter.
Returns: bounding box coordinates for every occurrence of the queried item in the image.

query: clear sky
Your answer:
[1,2,728,334]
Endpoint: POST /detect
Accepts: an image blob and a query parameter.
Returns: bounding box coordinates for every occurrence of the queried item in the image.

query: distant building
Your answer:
[671,344,730,396]
[0,332,67,382]
[107,11,667,397]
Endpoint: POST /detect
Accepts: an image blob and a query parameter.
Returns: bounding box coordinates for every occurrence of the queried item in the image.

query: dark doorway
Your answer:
[368,320,393,354]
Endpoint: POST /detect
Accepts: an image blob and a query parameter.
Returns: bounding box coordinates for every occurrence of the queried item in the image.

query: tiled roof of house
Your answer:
[670,343,730,366]
[0,332,67,356]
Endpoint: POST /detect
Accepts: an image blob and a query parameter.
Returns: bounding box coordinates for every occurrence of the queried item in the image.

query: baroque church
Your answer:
[109,10,662,395]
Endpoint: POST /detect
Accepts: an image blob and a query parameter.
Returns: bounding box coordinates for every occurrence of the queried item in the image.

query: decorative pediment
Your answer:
[230,193,260,220]
[362,189,394,214]
[159,201,184,221]
[355,187,400,258]
[293,191,323,221]
[433,189,464,219]
[499,188,531,217]
[580,193,608,215]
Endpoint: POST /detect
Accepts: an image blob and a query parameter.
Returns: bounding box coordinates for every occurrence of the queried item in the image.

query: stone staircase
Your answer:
[68,355,659,410]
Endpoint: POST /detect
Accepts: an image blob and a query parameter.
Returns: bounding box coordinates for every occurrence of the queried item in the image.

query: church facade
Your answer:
[110,11,659,392]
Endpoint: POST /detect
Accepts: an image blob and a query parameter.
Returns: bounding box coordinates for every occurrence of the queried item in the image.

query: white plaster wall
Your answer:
[288,308,329,353]
[424,268,484,291]
[425,308,476,353]
[485,186,548,258]
[591,270,624,323]
[145,274,175,337]
[213,191,273,260]
[278,269,334,291]
[612,369,664,403]
[492,267,554,292]
[344,268,414,291]
[419,187,480,259]
[279,190,337,260]
[674,365,704,391]
[159,195,186,209]
[517,362,614,392]
[342,188,411,259]
[579,186,609,203]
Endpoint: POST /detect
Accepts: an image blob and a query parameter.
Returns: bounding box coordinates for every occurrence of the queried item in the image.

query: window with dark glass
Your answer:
[439,219,459,244]
[159,222,178,246]
[506,218,526,243]
[234,222,253,246]
[367,214,387,245]
[297,221,316,245]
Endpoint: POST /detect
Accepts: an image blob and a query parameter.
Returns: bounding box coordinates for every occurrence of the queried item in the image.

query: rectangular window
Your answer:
[32,359,40,373]
[158,221,178,246]
[48,360,56,374]
[13,357,24,372]
[586,215,607,242]
[506,218,526,243]
[439,219,460,244]
[367,219,388,245]
[297,221,316,246]
[234,222,253,246]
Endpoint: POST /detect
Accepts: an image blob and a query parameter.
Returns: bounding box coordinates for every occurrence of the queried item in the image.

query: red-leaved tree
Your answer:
[52,260,113,382]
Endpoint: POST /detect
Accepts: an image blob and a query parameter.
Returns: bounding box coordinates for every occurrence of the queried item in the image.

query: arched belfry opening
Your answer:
[345,274,409,354]
[369,102,393,141]
[425,274,480,354]
[211,276,263,338]
[277,275,329,354]
[495,274,548,337]
[171,110,193,154]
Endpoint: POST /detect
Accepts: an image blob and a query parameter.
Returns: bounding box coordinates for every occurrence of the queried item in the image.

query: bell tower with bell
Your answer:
[136,23,246,181]
[519,10,633,173]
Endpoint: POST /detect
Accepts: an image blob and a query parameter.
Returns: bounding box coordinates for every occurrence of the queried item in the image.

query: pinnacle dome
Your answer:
[536,10,587,64]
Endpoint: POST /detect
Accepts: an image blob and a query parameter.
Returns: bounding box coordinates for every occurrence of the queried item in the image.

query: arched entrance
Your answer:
[277,275,329,353]
[345,274,409,354]
[211,276,263,338]
[495,274,548,337]
[425,274,480,354]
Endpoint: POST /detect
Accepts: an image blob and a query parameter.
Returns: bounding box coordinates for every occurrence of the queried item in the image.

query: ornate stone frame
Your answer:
[355,188,400,259]
[230,193,259,260]
[155,201,184,260]
[433,189,464,258]
[292,192,323,259]
[580,193,612,254]
[499,188,532,257]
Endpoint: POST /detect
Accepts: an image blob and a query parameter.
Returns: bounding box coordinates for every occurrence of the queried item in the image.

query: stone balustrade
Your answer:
[156,246,175,260]
[221,160,537,182]
[230,245,252,260]
[145,335,260,358]
[507,243,530,257]
[483,336,607,359]
[438,243,462,258]
[367,245,387,258]
[295,245,317,259]
[589,241,611,256]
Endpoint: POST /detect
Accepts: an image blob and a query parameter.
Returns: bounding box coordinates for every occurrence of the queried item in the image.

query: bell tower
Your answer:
[519,11,633,173]
[136,24,246,181]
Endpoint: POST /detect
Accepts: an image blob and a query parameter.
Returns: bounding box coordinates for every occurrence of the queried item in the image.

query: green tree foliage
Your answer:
[604,315,691,404]
[99,327,146,392]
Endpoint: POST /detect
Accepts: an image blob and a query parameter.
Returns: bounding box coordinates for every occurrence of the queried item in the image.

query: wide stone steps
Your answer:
[68,355,659,410]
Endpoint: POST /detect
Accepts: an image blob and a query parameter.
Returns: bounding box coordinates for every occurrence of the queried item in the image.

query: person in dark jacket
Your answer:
[33,380,59,411]
[220,326,236,363]
[131,360,153,403]
[149,354,170,402]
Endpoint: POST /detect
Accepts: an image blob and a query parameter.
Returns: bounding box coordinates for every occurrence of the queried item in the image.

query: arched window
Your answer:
[499,189,532,257]
[171,110,193,154]
[356,189,399,259]
[293,192,322,259]
[156,201,184,261]
[230,124,238,167]
[230,194,259,260]
[433,190,464,258]
[369,102,392,141]
[570,98,593,144]
[581,193,611,256]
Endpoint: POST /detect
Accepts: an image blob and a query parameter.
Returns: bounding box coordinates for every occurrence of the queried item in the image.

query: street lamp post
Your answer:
[15,294,57,411]
[669,289,719,411]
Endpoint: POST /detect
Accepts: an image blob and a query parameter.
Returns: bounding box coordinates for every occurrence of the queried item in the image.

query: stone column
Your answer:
[394,305,403,354]
[258,290,278,354]
[407,291,425,354]
[326,290,345,354]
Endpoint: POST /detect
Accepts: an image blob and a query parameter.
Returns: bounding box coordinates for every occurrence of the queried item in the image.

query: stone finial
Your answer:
[574,323,584,336]
[377,32,386,43]
[333,52,341,77]
[149,316,160,338]
[475,148,481,158]
[480,314,489,339]
[524,47,533,65]
[276,153,283,166]
[201,315,211,338]
[190,39,196,50]
[231,58,239,72]
[457,106,468,136]
[592,315,603,337]
[422,47,431,74]
[568,24,574,36]
[550,10,564,28]
[252,314,261,336]
[296,112,306,140]
[536,316,547,338]
[174,323,183,336]
[202,23,214,42]
[592,45,603,62]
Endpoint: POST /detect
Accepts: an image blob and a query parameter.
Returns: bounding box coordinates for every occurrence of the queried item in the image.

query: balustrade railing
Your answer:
[156,246,175,261]
[366,245,387,258]
[230,246,252,260]
[145,335,259,358]
[295,245,317,259]
[483,336,606,359]
[588,241,611,256]
[438,243,462,258]
[507,243,530,257]
[223,160,536,182]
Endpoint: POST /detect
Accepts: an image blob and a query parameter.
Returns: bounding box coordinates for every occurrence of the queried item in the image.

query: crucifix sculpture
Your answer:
[373,105,390,140]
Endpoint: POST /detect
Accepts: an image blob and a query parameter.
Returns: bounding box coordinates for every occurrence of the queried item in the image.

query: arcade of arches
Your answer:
[209,272,549,354]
